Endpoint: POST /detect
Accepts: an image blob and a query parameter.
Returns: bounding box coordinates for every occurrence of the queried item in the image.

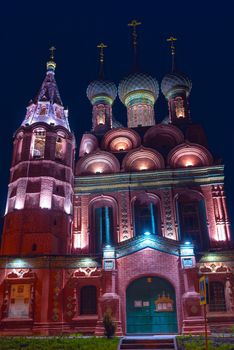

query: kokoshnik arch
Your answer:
[0,26,233,335]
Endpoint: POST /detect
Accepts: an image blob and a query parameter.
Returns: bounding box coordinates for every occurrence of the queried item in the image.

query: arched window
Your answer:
[133,195,161,236]
[209,281,226,312]
[16,133,24,162]
[94,206,114,251]
[176,193,209,249]
[80,286,97,315]
[55,131,66,159]
[31,128,46,159]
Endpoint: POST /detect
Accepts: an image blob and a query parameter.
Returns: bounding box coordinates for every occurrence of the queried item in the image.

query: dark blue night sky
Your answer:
[0,1,233,234]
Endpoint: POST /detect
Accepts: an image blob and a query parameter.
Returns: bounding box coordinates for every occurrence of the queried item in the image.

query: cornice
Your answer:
[74,165,224,194]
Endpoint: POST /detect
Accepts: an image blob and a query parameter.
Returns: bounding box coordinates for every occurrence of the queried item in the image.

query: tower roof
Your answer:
[21,48,70,131]
[35,60,63,106]
[161,71,192,99]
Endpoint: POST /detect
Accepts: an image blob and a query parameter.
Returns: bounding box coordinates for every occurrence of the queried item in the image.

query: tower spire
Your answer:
[21,47,71,131]
[167,36,177,72]
[97,42,107,79]
[47,46,56,73]
[128,19,141,71]
[49,46,56,60]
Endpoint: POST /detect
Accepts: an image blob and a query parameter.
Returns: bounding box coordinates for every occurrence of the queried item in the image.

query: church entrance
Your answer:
[126,276,178,334]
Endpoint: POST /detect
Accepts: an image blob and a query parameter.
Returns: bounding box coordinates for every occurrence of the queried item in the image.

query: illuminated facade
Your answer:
[0,44,234,336]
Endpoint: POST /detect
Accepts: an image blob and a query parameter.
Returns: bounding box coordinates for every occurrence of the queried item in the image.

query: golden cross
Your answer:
[167,36,177,71]
[97,43,107,64]
[167,36,177,55]
[49,46,56,60]
[128,19,141,48]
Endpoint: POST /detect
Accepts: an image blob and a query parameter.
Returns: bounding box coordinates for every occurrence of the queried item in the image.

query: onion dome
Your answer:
[87,80,117,105]
[118,72,159,105]
[161,71,192,99]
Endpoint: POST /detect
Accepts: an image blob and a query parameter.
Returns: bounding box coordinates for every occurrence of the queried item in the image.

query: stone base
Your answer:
[182,317,211,335]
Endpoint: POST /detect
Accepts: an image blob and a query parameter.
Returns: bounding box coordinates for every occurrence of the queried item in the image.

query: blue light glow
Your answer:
[144,231,151,236]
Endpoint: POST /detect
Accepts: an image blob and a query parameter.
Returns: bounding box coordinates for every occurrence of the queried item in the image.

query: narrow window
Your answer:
[55,132,66,159]
[178,197,208,249]
[134,199,160,236]
[16,133,24,162]
[31,128,46,159]
[80,286,97,315]
[94,206,113,251]
[32,243,37,251]
[209,281,226,312]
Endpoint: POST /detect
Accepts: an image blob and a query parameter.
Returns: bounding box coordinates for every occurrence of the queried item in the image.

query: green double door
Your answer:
[126,276,178,334]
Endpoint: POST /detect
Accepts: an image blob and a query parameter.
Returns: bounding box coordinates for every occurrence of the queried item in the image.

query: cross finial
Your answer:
[128,19,141,71]
[167,36,177,71]
[49,46,56,60]
[97,43,107,79]
[128,19,141,49]
[97,43,107,64]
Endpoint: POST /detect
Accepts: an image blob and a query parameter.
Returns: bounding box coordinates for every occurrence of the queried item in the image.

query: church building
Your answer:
[0,26,233,335]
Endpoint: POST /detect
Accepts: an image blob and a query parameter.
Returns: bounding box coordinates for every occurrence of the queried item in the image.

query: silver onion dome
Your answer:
[118,72,159,104]
[161,71,192,99]
[87,80,117,103]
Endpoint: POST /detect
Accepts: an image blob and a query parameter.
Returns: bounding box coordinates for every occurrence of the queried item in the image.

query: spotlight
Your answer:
[184,241,191,245]
[144,231,151,236]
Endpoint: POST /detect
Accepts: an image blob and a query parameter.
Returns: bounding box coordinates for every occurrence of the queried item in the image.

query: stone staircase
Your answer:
[119,337,176,350]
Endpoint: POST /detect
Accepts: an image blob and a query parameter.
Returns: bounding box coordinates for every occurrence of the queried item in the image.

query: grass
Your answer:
[0,336,119,350]
[176,335,234,350]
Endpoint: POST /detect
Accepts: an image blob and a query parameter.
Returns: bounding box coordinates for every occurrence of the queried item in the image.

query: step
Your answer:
[121,343,174,347]
[122,340,174,344]
[119,338,175,350]
[121,346,174,349]
[120,344,174,350]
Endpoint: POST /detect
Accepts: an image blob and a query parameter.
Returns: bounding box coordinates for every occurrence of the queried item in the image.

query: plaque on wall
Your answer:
[104,260,114,270]
[134,300,142,307]
[8,284,31,318]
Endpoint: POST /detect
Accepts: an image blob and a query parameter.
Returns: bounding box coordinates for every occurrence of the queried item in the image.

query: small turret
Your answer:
[87,43,117,134]
[161,37,192,124]
[118,20,159,128]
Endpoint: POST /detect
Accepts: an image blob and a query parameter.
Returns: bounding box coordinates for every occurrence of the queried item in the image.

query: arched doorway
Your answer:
[126,276,178,334]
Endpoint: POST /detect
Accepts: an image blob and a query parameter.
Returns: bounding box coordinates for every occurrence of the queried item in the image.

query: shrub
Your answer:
[103,308,116,339]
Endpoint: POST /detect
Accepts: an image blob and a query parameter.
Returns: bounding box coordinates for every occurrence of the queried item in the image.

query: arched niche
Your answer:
[76,150,120,175]
[122,146,164,172]
[143,124,184,156]
[101,128,141,152]
[79,133,99,157]
[167,143,213,168]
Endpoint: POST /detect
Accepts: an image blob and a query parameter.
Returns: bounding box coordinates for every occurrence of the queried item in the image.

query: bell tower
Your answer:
[1,48,76,255]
